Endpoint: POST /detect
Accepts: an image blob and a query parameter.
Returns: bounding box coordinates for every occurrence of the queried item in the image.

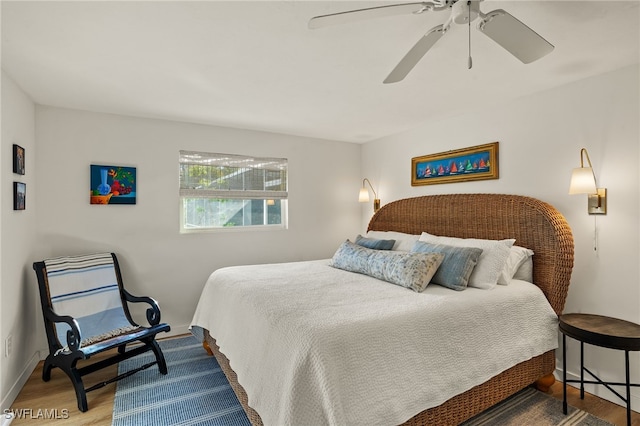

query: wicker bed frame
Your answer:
[203,194,575,426]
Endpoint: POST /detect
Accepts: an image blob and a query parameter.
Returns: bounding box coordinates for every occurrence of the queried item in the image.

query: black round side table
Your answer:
[559,313,640,426]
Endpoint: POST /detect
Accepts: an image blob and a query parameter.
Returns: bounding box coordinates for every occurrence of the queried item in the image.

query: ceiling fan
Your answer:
[308,0,554,83]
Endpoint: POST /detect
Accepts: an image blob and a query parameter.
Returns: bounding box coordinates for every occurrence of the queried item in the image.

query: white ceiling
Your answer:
[2,1,639,143]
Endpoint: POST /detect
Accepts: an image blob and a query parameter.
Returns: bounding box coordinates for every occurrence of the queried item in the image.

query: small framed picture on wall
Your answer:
[13,144,25,175]
[13,182,26,210]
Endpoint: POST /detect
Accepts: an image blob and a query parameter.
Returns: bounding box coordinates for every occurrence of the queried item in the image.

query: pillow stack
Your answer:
[330,231,534,292]
[416,232,515,290]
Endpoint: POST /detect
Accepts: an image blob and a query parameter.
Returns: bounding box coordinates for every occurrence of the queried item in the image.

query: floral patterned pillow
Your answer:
[330,240,444,292]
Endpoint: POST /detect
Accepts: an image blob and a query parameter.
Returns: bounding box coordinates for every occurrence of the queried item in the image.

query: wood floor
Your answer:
[548,382,640,426]
[9,349,118,425]
[8,344,640,425]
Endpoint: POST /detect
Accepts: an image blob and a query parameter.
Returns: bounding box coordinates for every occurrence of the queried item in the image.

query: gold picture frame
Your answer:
[411,142,499,186]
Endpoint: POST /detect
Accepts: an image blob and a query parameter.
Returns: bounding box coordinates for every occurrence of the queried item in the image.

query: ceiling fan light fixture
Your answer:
[452,0,480,24]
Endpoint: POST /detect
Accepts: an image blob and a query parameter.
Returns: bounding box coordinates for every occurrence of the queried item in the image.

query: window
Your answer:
[179,151,288,231]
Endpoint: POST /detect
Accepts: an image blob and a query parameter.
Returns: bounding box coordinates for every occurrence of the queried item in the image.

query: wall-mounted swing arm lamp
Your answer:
[359,178,381,212]
[568,148,606,215]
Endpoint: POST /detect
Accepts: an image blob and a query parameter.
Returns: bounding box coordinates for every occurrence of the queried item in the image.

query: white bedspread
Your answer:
[190,259,558,426]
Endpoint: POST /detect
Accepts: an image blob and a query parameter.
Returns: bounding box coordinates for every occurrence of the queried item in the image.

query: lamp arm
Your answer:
[362,178,378,199]
[580,148,598,186]
[580,148,592,168]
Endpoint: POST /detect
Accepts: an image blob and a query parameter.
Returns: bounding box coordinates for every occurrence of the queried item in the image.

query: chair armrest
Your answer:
[44,308,82,352]
[122,290,162,326]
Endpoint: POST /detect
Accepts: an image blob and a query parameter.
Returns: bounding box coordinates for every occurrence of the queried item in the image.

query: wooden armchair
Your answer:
[33,252,170,412]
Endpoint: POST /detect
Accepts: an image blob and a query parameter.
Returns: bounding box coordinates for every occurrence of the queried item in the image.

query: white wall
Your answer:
[1,71,40,410]
[361,64,640,409]
[34,106,362,339]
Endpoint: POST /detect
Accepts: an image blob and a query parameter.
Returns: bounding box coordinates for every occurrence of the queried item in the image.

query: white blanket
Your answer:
[190,259,558,426]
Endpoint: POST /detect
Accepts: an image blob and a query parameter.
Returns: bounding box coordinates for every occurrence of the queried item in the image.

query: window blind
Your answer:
[179,151,288,200]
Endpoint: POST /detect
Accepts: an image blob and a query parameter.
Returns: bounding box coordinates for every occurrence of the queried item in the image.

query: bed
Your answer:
[190,193,574,426]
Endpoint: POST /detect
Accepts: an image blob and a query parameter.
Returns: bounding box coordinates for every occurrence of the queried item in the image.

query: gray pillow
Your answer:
[330,240,444,292]
[411,241,482,291]
[355,234,395,250]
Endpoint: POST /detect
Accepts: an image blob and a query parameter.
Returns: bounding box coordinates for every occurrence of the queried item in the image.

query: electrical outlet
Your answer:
[5,334,12,357]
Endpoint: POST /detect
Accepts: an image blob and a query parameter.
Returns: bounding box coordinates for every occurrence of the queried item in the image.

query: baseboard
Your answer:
[0,413,14,426]
[1,351,40,414]
[555,366,640,412]
[163,323,190,339]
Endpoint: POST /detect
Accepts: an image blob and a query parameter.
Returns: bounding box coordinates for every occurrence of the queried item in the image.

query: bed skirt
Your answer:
[203,329,555,426]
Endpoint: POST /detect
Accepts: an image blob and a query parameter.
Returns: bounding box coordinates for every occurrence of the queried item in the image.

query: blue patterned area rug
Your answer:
[111,335,250,426]
[461,386,613,426]
[112,336,612,426]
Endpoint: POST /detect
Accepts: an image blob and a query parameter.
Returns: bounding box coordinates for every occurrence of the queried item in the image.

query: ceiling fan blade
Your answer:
[309,3,428,29]
[478,9,554,64]
[384,24,445,84]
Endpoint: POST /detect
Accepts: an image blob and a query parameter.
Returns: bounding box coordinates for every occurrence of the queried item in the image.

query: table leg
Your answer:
[563,333,568,415]
[625,350,631,426]
[580,341,585,399]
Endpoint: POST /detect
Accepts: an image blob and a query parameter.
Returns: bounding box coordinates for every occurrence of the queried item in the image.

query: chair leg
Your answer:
[147,339,168,375]
[42,356,55,382]
[70,369,89,412]
[58,357,89,412]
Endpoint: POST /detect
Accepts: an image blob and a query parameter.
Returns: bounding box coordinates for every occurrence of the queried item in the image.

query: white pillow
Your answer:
[366,231,420,252]
[419,232,515,289]
[497,246,534,285]
[513,256,534,283]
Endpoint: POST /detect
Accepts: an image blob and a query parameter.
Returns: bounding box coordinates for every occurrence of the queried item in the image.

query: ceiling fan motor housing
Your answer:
[452,0,480,24]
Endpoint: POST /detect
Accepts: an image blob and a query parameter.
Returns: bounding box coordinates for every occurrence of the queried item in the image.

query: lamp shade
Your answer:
[358,187,370,202]
[569,167,597,194]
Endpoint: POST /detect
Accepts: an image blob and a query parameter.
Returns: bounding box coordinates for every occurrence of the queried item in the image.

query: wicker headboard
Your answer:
[367,194,574,315]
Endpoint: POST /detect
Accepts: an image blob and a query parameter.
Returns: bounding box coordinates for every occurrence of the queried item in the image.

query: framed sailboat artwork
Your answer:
[411,142,499,186]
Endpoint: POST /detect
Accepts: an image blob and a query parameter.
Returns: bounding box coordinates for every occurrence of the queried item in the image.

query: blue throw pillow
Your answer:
[355,234,395,250]
[411,241,482,291]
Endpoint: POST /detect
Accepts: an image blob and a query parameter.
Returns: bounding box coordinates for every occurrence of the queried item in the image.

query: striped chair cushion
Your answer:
[44,253,137,349]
